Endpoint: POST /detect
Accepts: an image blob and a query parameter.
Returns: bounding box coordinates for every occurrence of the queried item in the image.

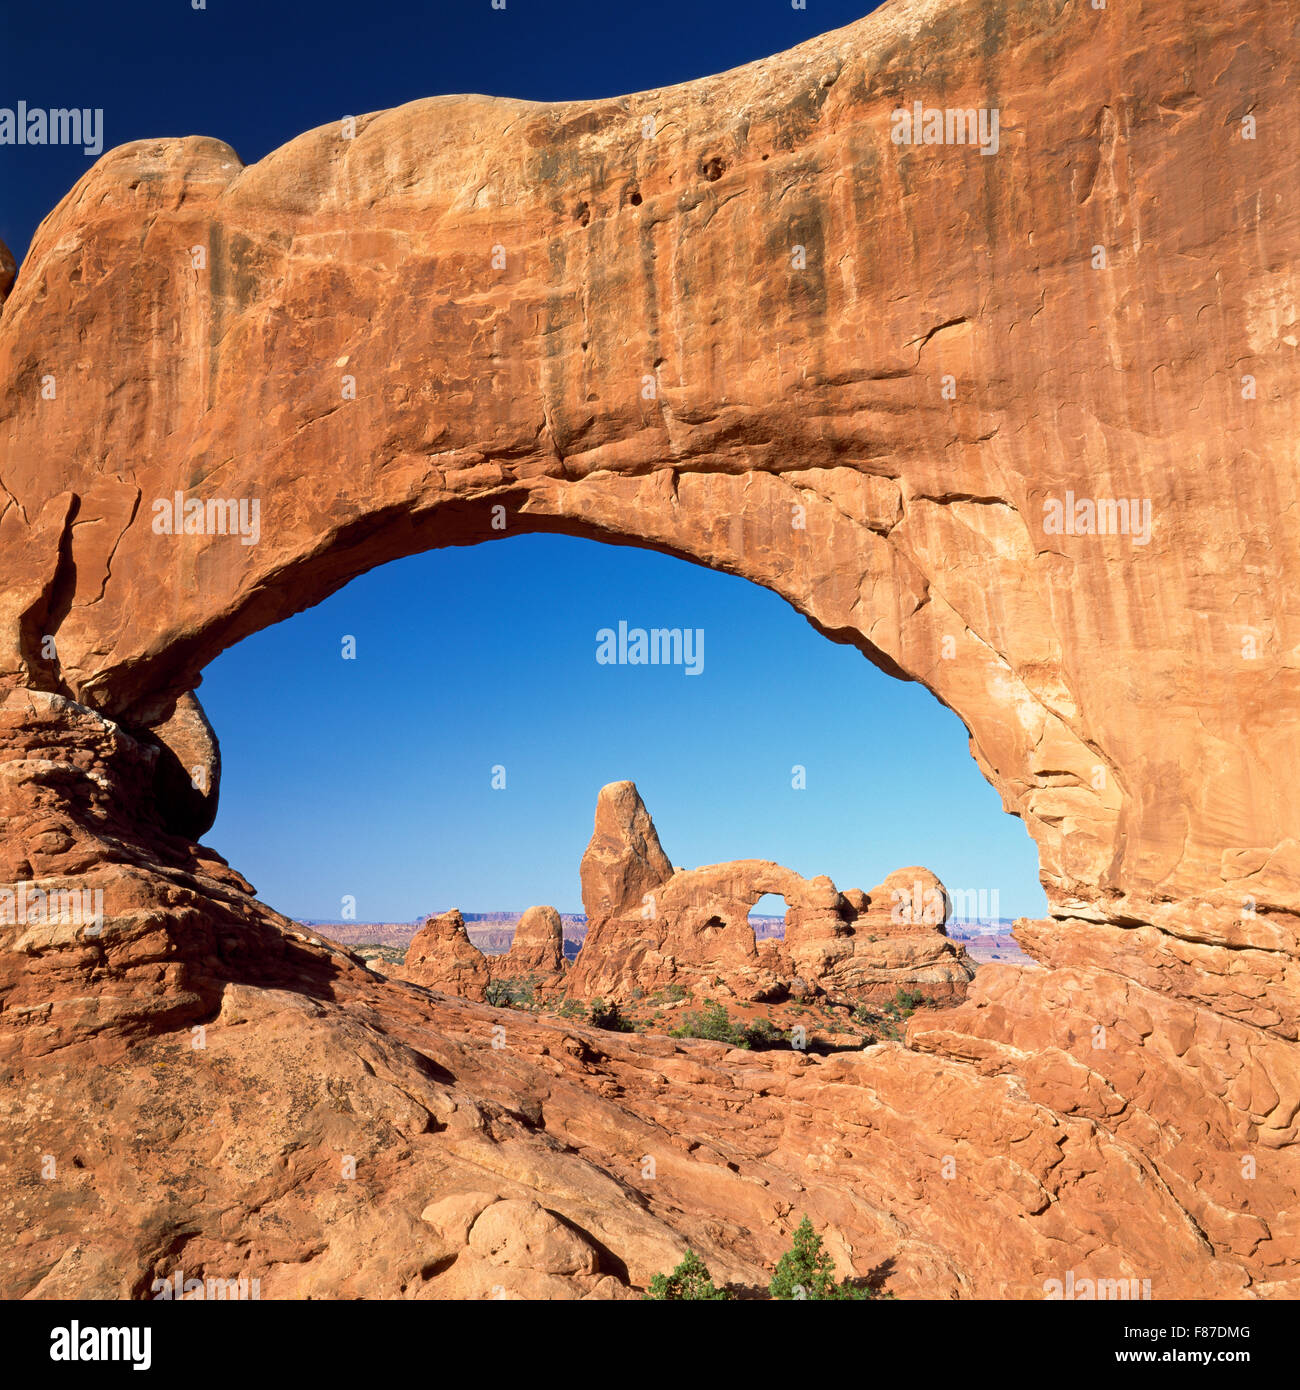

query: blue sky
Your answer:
[2,0,889,262]
[200,536,1046,920]
[2,0,1047,921]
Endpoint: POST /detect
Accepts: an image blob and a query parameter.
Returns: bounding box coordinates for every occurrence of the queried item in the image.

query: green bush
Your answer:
[588,998,636,1032]
[769,1216,875,1300]
[645,1220,890,1300]
[668,1001,784,1050]
[742,1016,784,1047]
[851,989,927,1042]
[644,1250,733,1300]
[485,976,535,1008]
[889,988,925,1016]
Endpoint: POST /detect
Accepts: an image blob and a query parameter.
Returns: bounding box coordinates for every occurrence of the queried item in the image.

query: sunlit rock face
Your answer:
[0,0,1297,1299]
[400,906,568,999]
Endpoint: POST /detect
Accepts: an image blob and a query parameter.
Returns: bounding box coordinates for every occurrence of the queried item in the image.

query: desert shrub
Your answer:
[646,1223,891,1301]
[743,1016,784,1047]
[588,998,636,1032]
[889,988,925,1016]
[669,1001,781,1049]
[852,989,926,1041]
[485,977,534,1008]
[669,1000,746,1046]
[645,1250,732,1300]
[769,1217,875,1300]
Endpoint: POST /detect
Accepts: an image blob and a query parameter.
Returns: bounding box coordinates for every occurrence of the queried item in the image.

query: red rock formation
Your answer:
[401,905,567,999]
[579,782,673,921]
[849,868,952,934]
[401,910,491,1001]
[570,782,972,1005]
[808,868,972,1000]
[0,0,1297,1300]
[497,905,567,979]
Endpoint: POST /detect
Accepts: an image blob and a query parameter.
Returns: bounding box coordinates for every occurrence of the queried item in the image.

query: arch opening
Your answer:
[195,531,1045,970]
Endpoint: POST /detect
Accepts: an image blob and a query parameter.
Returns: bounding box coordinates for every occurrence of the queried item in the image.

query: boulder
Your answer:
[467,1199,599,1276]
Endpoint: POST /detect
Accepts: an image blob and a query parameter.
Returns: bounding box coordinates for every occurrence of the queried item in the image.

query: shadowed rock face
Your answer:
[1,0,1298,1298]
[0,238,14,305]
[139,690,222,838]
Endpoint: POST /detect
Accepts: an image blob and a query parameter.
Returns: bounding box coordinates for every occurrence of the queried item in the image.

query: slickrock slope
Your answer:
[1,0,1298,1298]
[568,782,972,1004]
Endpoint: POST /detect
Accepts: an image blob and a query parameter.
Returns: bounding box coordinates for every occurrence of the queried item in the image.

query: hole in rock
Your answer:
[199,535,1045,953]
[749,894,788,939]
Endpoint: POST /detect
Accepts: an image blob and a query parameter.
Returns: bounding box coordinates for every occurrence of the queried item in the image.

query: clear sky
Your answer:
[2,0,1047,922]
[200,536,1046,920]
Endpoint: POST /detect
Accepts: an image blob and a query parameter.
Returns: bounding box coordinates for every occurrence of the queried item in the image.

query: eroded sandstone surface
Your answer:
[1,0,1298,1298]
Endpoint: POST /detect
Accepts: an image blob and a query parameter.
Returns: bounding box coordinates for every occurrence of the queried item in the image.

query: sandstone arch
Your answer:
[1,0,1298,1298]
[3,0,1296,950]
